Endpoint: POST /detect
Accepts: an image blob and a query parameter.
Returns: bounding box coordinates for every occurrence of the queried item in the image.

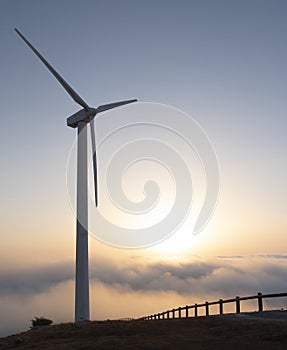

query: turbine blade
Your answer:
[89,118,98,207]
[96,99,137,113]
[15,28,89,110]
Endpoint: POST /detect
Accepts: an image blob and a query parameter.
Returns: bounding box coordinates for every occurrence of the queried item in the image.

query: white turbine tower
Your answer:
[15,29,137,322]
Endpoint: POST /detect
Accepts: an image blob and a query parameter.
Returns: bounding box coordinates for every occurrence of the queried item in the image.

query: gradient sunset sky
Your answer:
[0,0,287,336]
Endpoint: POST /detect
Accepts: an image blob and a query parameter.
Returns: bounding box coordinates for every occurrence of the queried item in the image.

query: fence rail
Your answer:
[140,292,287,321]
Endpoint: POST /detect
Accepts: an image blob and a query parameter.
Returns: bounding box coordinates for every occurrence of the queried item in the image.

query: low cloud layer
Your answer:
[93,255,287,296]
[0,263,73,297]
[1,255,287,299]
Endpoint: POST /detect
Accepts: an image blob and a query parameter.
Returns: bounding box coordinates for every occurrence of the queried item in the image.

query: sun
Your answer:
[150,227,195,258]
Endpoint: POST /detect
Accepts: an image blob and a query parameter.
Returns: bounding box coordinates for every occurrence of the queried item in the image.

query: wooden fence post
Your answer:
[186,305,189,318]
[172,309,175,319]
[219,299,223,315]
[205,302,209,316]
[236,296,240,313]
[195,303,198,317]
[178,307,182,319]
[258,292,263,312]
[167,310,170,319]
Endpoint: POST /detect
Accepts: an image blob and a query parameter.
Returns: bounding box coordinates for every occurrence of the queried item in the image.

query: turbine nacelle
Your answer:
[67,99,137,128]
[67,108,97,128]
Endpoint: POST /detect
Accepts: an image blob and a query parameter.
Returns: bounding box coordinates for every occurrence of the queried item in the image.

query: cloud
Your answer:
[257,254,287,260]
[217,254,287,260]
[0,263,73,297]
[1,255,286,299]
[92,256,287,295]
[91,260,219,293]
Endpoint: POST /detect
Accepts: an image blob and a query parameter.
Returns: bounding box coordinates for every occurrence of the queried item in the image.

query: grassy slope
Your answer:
[1,311,287,350]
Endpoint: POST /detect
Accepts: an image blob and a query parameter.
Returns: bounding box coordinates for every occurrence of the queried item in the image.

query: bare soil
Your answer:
[1,311,287,349]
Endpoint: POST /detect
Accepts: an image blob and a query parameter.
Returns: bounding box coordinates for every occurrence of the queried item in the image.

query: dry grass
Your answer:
[1,311,287,349]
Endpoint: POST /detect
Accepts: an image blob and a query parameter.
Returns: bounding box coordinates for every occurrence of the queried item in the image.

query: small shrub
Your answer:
[31,316,53,328]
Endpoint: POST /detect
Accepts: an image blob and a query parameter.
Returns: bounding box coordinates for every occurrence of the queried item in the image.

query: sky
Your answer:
[0,0,287,337]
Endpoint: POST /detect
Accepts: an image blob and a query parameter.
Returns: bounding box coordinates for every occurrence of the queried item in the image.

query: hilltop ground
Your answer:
[1,311,287,350]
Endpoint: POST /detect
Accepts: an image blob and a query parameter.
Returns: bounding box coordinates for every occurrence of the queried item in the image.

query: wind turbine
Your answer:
[15,29,137,322]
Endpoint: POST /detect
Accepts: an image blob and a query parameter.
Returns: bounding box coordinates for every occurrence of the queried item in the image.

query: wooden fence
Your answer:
[141,292,287,321]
